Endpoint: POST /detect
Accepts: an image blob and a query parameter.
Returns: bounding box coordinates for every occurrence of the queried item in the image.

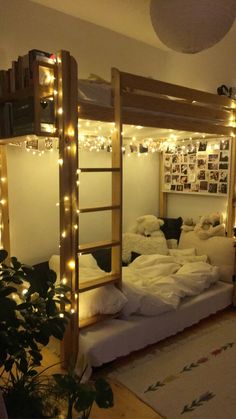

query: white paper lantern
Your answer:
[150,0,236,53]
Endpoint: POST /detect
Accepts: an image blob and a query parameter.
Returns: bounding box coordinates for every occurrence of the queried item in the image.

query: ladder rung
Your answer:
[79,167,120,173]
[79,239,120,253]
[79,205,120,213]
[79,273,120,293]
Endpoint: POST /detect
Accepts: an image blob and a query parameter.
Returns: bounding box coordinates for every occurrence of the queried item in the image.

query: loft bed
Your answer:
[75,67,236,366]
[0,50,236,368]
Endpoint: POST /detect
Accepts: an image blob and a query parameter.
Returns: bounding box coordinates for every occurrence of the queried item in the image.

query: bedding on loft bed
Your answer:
[49,228,234,367]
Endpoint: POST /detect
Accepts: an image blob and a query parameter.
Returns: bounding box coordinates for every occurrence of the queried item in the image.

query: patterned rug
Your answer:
[110,315,236,418]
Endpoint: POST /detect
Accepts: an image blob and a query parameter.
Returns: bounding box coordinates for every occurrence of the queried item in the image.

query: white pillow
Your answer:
[78,253,98,269]
[79,285,127,320]
[169,248,196,257]
[49,254,127,320]
[179,231,235,283]
[49,253,98,278]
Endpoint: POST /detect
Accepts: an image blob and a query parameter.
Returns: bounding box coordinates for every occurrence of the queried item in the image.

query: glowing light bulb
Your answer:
[58,158,63,166]
[59,313,64,318]
[61,277,67,285]
[68,260,75,270]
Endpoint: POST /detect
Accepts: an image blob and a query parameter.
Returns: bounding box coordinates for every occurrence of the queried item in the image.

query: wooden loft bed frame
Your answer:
[79,67,236,234]
[0,50,236,366]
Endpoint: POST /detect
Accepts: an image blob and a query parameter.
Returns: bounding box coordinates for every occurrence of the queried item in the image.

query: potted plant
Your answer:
[0,249,113,418]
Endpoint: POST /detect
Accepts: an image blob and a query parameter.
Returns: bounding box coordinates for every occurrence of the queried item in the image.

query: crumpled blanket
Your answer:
[121,254,220,317]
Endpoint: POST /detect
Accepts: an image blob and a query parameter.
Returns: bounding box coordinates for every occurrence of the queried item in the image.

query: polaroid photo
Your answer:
[197,170,206,180]
[198,141,207,152]
[176,185,183,192]
[219,171,228,182]
[220,139,230,151]
[180,175,188,184]
[181,164,188,175]
[208,153,219,162]
[208,183,217,193]
[197,158,207,169]
[219,151,229,162]
[209,171,219,182]
[200,180,208,191]
[164,174,172,183]
[208,162,218,170]
[172,175,180,184]
[219,162,228,170]
[218,183,227,194]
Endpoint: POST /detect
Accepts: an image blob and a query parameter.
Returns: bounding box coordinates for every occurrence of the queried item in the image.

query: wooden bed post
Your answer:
[111,68,123,288]
[227,135,236,236]
[0,146,10,254]
[56,51,79,367]
[158,152,167,218]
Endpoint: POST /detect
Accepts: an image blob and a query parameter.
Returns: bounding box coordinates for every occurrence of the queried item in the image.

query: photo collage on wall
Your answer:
[163,138,230,195]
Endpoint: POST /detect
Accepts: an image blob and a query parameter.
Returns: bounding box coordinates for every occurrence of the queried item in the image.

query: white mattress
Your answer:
[79,281,233,366]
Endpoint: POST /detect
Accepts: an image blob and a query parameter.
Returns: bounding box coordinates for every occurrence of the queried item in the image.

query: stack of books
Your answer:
[0,49,54,96]
[0,49,55,138]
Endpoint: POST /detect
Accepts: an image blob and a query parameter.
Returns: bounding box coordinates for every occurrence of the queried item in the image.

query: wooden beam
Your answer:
[57,51,79,368]
[0,146,10,254]
[122,92,231,125]
[120,70,235,109]
[227,137,236,236]
[111,68,123,287]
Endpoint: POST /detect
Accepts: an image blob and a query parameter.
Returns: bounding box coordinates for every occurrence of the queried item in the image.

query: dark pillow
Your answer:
[92,248,111,272]
[160,217,183,241]
[130,251,141,263]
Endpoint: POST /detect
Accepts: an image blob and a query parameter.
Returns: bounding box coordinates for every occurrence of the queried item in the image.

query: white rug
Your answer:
[110,315,236,418]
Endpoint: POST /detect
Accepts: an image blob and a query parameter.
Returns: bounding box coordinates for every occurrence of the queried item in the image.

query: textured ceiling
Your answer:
[28,0,167,49]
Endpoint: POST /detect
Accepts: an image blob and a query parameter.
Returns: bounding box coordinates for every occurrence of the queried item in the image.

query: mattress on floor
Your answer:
[79,281,233,367]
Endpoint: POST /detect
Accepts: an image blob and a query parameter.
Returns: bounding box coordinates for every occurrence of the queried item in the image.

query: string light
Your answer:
[68,259,75,270]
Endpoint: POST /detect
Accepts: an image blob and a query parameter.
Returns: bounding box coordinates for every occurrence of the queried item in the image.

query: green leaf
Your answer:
[74,383,96,412]
[0,298,17,321]
[0,249,8,263]
[95,378,114,409]
[46,299,57,316]
[47,269,57,284]
[19,357,28,374]
[10,256,22,270]
[0,286,17,297]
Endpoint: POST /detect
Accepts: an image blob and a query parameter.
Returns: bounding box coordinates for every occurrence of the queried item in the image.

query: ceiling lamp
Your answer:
[150,0,236,53]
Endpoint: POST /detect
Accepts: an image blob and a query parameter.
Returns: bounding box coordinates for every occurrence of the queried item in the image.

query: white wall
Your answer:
[6,143,158,263]
[2,0,236,91]
[167,194,228,225]
[6,143,60,264]
[0,0,169,81]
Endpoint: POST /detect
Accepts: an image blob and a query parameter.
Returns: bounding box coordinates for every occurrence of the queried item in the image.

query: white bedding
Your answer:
[122,254,220,316]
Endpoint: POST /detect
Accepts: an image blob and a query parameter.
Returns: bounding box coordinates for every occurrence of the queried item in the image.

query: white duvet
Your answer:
[121,254,220,317]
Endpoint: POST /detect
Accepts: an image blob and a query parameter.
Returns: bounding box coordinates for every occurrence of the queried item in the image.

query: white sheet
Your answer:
[79,281,233,367]
[122,254,220,316]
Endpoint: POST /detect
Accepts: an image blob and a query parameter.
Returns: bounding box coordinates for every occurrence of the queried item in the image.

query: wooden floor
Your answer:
[42,307,235,419]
